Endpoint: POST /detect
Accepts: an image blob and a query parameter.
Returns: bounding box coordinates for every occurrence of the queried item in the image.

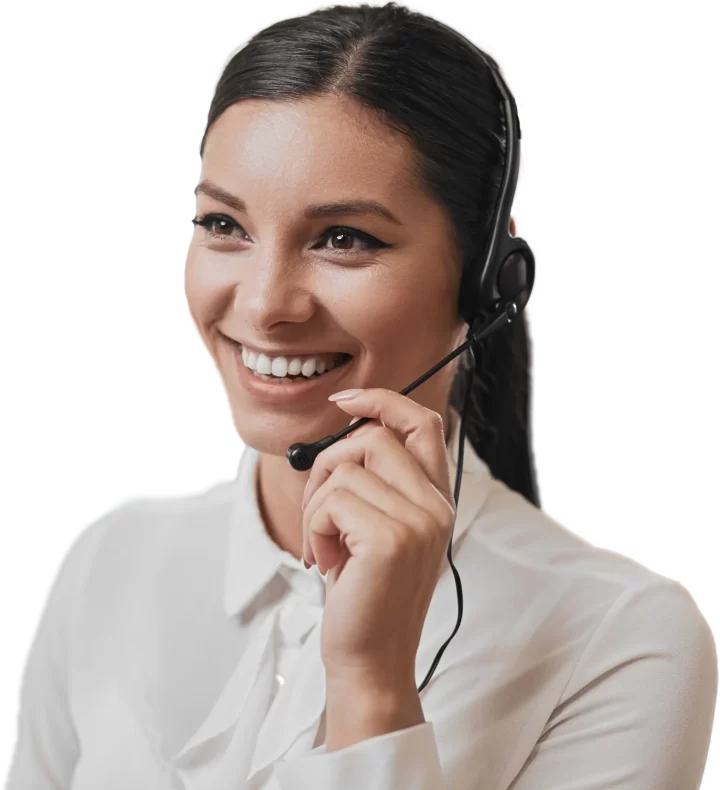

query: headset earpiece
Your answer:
[497,241,534,312]
[497,213,537,312]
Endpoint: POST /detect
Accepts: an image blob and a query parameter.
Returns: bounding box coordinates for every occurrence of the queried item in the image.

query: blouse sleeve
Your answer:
[270,580,717,790]
[5,517,110,790]
[509,580,717,789]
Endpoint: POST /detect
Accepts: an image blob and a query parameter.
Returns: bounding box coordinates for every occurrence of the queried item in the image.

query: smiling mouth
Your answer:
[236,342,353,383]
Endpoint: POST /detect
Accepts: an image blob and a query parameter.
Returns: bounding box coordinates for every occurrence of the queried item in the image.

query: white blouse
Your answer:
[6,407,718,789]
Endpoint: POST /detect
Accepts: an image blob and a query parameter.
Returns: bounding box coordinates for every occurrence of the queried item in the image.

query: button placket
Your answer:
[272,564,325,698]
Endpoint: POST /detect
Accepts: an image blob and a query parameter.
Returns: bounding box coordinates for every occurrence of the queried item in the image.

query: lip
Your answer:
[232,343,354,406]
[236,342,350,361]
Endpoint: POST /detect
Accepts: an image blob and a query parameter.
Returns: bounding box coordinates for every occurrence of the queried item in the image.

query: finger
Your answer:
[304,421,453,531]
[303,461,439,561]
[307,488,405,574]
[344,419,408,458]
[326,539,350,593]
[347,413,408,446]
[329,388,453,503]
[303,495,319,567]
[303,505,350,567]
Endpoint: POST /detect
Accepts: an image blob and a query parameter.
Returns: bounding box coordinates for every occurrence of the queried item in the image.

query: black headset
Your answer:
[286,52,535,693]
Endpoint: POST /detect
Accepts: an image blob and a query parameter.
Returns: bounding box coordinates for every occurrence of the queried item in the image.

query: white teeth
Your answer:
[241,347,348,379]
[271,357,288,377]
[287,358,303,376]
[256,354,272,375]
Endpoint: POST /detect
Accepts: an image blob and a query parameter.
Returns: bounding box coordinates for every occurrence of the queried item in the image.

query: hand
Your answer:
[301,388,456,685]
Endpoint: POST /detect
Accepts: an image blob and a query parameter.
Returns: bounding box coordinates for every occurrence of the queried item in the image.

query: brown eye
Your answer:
[190,216,390,257]
[315,226,388,255]
[191,214,248,241]
[330,231,355,250]
[207,217,233,235]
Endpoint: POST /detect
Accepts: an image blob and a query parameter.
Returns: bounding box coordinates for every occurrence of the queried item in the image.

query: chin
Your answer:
[229,404,349,458]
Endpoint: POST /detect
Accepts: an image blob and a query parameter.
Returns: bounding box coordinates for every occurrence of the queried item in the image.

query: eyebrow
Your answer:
[194,179,404,226]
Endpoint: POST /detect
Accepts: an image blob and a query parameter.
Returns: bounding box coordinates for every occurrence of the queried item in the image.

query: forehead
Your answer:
[200,95,424,212]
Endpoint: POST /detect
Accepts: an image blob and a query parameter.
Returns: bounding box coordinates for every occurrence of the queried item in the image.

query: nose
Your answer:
[234,248,314,335]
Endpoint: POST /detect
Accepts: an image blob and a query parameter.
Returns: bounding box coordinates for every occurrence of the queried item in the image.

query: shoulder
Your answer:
[58,475,238,608]
[419,478,717,787]
[560,576,717,699]
[428,475,716,697]
[465,478,666,590]
[418,484,720,772]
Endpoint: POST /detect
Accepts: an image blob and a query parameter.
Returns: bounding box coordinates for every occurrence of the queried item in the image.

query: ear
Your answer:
[509,216,516,236]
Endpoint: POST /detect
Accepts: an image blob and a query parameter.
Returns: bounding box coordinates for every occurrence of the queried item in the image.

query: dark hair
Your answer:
[200,2,540,508]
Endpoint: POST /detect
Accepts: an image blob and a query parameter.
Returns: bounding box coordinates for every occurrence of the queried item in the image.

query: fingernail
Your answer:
[328,388,363,402]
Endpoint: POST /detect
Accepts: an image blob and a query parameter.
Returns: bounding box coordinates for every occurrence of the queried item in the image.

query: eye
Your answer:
[191,213,249,242]
[191,213,391,256]
[313,226,389,255]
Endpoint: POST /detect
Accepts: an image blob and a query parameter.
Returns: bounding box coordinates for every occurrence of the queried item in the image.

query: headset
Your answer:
[286,52,535,693]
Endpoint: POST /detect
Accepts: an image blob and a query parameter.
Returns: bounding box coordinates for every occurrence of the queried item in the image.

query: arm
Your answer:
[323,673,425,752]
[5,517,109,789]
[509,580,717,789]
[270,580,717,790]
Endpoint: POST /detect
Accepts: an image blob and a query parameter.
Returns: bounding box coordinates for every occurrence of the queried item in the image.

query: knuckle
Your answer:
[335,461,358,478]
[378,526,404,558]
[422,513,443,545]
[333,460,358,484]
[441,495,457,526]
[373,524,407,561]
[327,486,351,509]
[424,503,455,548]
[307,462,326,489]
[407,506,431,533]
[422,409,444,433]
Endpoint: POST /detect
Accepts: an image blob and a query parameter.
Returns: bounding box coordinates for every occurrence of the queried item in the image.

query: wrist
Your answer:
[325,670,424,752]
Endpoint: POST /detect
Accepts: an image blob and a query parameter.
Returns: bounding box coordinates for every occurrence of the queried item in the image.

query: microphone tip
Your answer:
[286,435,337,471]
[286,443,314,471]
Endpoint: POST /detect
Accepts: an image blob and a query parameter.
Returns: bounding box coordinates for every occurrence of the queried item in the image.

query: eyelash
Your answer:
[191,212,390,256]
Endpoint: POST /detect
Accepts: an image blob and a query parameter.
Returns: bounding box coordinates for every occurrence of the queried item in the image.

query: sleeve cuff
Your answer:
[273,721,443,789]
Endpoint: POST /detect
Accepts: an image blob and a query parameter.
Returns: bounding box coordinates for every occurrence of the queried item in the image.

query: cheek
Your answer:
[324,274,401,345]
[369,266,456,325]
[184,267,239,370]
[184,246,231,326]
[338,269,457,358]
[184,245,204,309]
[184,277,206,321]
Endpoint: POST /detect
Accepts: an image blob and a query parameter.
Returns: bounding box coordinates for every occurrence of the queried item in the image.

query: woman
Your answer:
[6,3,717,789]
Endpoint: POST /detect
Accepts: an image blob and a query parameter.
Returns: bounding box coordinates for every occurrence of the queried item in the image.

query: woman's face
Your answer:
[185,95,466,456]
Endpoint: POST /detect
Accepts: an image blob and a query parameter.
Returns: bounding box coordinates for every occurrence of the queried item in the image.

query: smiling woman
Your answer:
[185,93,469,458]
[5,2,716,790]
